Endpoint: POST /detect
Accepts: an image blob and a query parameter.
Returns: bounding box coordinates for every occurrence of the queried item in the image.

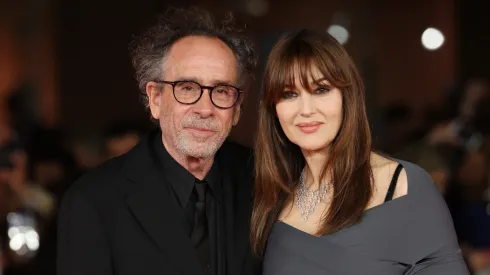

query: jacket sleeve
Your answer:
[57,188,113,275]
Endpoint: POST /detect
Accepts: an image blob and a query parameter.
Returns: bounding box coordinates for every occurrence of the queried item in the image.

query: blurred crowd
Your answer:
[0,86,145,274]
[1,77,490,274]
[381,79,490,274]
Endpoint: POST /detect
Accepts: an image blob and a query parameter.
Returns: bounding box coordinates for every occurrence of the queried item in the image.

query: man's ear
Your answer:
[232,104,242,126]
[233,74,255,125]
[146,82,162,120]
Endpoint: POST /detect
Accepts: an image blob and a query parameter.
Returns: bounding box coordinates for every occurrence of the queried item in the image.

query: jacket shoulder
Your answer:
[66,155,127,199]
[220,141,254,164]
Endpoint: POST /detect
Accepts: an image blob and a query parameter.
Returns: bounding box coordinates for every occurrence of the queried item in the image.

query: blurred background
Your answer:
[1,0,490,274]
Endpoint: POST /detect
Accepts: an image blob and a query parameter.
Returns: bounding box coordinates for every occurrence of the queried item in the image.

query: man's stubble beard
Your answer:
[161,112,231,159]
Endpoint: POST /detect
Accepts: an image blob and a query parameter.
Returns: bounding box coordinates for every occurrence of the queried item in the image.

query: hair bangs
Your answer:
[265,32,351,111]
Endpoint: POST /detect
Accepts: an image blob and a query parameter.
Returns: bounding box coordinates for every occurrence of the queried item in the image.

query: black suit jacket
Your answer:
[57,131,261,275]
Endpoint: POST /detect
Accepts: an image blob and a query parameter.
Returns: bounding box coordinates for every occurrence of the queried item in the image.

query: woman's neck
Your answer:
[302,148,330,189]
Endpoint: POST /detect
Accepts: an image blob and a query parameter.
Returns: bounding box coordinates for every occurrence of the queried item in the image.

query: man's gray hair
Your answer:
[129,6,258,111]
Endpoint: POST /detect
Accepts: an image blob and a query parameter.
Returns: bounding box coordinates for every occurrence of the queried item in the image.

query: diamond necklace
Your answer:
[295,170,329,222]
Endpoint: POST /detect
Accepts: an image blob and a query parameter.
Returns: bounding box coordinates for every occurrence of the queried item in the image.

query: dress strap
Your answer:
[384,164,403,202]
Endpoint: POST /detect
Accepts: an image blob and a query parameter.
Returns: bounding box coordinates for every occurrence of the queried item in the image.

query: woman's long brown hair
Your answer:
[251,29,373,255]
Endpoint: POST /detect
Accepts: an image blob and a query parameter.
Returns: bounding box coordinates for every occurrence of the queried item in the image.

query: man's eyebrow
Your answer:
[172,77,236,86]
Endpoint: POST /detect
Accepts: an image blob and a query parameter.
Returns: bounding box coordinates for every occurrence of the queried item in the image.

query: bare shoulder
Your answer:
[370,153,408,202]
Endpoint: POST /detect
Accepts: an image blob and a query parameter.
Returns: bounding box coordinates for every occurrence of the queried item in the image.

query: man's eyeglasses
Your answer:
[154,80,243,109]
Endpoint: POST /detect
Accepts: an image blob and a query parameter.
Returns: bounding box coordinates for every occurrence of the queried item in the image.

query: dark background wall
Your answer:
[2,0,488,146]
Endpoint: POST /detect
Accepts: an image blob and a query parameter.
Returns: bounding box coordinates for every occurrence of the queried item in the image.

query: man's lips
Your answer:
[184,127,216,135]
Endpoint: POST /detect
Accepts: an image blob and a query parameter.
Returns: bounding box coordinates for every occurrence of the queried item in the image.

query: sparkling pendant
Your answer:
[296,169,330,223]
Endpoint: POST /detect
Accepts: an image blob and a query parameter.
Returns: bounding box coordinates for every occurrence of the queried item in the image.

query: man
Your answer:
[57,7,260,275]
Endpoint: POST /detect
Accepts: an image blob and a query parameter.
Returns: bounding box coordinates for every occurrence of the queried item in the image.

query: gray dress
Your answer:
[263,160,469,275]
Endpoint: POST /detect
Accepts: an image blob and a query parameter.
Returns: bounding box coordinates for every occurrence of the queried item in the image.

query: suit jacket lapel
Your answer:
[122,136,204,275]
[220,147,253,275]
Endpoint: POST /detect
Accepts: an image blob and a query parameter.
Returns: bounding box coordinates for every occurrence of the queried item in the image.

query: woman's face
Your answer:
[275,64,343,152]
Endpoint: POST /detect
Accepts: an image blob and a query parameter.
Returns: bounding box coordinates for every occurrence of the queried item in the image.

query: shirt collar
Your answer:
[153,133,223,206]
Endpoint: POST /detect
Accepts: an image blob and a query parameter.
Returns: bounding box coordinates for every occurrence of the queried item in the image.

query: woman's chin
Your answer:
[296,143,330,154]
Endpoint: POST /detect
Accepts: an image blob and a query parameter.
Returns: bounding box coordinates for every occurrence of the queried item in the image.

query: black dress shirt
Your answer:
[153,136,224,275]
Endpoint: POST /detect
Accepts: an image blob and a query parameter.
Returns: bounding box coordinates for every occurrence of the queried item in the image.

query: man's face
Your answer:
[146,36,241,159]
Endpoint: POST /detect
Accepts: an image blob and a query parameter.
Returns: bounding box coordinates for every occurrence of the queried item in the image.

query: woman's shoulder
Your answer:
[371,153,409,201]
[371,155,462,264]
[370,153,440,200]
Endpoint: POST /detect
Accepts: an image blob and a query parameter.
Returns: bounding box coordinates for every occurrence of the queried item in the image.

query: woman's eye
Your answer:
[314,86,331,94]
[281,91,298,99]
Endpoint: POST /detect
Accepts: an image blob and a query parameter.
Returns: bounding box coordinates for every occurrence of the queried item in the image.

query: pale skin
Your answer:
[145,36,242,180]
[276,65,408,236]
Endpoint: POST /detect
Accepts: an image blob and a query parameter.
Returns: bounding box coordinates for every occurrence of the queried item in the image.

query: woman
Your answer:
[251,29,469,275]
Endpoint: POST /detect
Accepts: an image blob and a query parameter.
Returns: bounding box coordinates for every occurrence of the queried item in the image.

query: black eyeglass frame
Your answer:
[154,80,243,109]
